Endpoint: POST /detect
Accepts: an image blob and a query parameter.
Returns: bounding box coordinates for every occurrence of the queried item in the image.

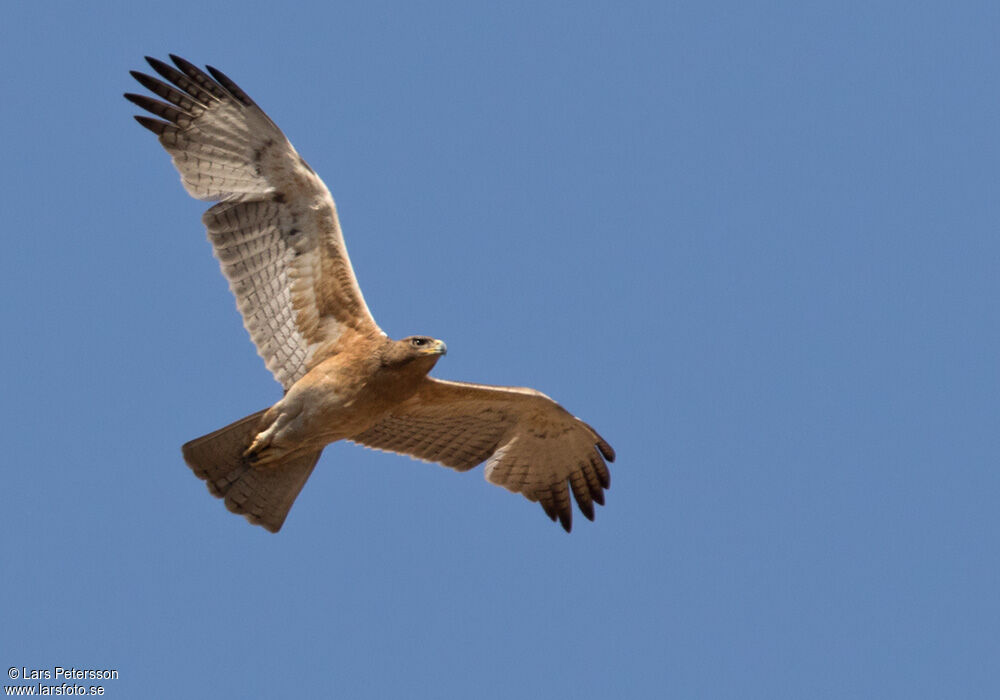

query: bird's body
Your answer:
[247,335,445,465]
[127,56,615,532]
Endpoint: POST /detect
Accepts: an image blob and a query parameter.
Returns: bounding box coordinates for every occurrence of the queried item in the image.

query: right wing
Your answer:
[350,378,615,532]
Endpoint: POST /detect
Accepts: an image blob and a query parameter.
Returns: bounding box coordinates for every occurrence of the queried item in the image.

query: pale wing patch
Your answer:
[349,378,615,531]
[203,199,314,387]
[350,403,510,471]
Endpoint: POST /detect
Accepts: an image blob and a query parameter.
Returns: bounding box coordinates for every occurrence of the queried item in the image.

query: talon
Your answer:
[244,440,263,459]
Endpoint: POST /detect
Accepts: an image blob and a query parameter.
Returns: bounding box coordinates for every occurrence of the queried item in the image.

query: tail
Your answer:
[181,410,322,533]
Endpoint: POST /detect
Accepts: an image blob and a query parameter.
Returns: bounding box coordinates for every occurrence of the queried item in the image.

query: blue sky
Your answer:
[2,1,999,697]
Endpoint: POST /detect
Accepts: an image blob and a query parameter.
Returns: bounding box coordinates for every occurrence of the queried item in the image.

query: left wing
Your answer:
[126,56,380,389]
[349,378,615,531]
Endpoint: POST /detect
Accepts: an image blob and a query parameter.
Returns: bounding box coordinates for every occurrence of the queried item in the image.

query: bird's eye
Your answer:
[411,338,426,347]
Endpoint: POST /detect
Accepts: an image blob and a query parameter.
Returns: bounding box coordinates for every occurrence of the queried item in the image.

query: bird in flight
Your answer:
[125,56,615,533]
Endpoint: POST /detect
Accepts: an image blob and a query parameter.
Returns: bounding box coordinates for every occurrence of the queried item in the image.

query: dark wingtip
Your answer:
[559,512,572,533]
[205,64,255,106]
[598,440,615,462]
[130,70,167,95]
[145,55,174,77]
[133,115,169,135]
[169,54,202,77]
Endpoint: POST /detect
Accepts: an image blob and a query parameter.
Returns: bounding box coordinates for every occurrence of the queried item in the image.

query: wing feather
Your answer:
[349,378,615,531]
[128,56,380,389]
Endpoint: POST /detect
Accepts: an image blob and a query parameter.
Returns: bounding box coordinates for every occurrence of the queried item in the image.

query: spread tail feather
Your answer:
[181,410,321,532]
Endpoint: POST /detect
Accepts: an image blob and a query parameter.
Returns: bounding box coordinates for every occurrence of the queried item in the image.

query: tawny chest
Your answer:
[284,356,423,443]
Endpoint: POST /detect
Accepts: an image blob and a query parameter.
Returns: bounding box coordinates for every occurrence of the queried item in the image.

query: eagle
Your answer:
[125,56,615,533]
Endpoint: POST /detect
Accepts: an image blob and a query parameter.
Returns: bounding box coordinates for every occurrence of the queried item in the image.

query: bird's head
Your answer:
[382,335,448,369]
